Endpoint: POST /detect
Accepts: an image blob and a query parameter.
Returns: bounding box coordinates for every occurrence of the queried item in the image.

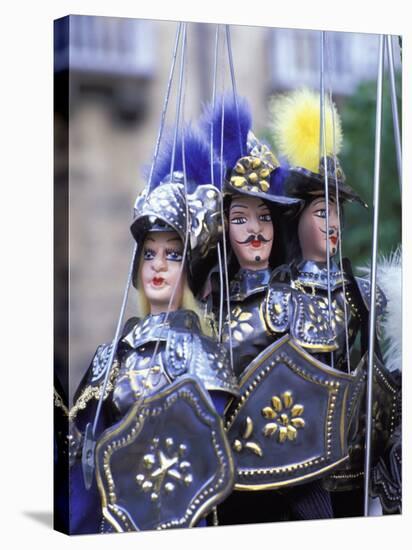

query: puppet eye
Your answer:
[143,248,156,260]
[165,249,183,262]
[231,216,247,225]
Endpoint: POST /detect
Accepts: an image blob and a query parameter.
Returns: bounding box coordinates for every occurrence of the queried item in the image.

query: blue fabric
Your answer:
[288,480,333,520]
[217,480,333,525]
[210,391,228,416]
[70,460,102,535]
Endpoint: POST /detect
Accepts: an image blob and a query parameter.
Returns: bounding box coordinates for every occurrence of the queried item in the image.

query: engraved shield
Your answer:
[324,354,401,492]
[225,335,364,490]
[95,376,234,531]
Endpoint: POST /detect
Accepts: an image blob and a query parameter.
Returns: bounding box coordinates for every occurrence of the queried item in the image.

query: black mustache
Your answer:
[235,234,272,245]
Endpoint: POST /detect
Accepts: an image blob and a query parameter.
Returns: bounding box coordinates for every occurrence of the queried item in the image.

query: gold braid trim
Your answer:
[69,363,120,421]
[54,388,69,417]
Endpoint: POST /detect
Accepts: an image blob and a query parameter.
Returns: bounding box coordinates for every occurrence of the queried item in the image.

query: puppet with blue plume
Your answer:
[130,125,224,293]
[199,94,300,206]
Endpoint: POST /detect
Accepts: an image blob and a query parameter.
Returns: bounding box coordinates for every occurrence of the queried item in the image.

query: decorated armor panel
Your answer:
[95,376,235,531]
[70,310,238,425]
[221,260,379,380]
[222,268,274,378]
[69,309,239,530]
[224,335,364,490]
[266,260,384,371]
[217,258,392,493]
[371,424,402,514]
[323,356,401,492]
[112,310,238,418]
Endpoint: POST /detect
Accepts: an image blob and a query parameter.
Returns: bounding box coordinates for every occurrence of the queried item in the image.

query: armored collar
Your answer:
[230,268,272,301]
[293,259,348,292]
[123,309,201,349]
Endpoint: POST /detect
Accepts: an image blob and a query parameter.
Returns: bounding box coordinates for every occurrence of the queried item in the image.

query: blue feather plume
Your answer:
[269,159,290,196]
[145,125,221,192]
[199,94,252,171]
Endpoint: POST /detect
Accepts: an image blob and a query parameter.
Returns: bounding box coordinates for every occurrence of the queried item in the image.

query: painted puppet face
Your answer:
[298,197,340,262]
[228,195,274,270]
[140,231,185,314]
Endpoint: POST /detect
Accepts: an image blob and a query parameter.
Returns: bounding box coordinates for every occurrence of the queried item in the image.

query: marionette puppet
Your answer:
[267,88,376,371]
[265,88,401,517]
[199,95,301,378]
[197,95,341,523]
[68,129,239,534]
[197,90,398,524]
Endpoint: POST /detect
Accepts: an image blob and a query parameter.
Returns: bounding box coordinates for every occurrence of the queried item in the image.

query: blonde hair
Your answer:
[135,260,213,337]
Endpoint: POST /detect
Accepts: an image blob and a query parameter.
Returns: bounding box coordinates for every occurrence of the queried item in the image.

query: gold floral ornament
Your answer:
[135,437,193,502]
[229,132,280,195]
[305,298,345,334]
[261,391,305,443]
[233,416,263,457]
[225,306,254,343]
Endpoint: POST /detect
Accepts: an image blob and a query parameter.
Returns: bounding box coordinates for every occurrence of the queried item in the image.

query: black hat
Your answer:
[199,94,301,210]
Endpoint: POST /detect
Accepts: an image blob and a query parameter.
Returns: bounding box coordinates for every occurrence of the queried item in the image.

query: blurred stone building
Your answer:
[53,15,400,398]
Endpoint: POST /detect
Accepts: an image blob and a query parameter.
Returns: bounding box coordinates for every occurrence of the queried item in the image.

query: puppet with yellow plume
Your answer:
[264,89,395,520]
[270,88,365,206]
[266,88,383,375]
[209,89,384,524]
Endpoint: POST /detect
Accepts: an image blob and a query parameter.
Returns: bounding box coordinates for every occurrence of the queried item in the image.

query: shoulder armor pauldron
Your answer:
[355,277,387,318]
[70,343,120,421]
[190,335,239,397]
[265,283,291,333]
[290,291,338,351]
[165,330,193,379]
[91,342,115,383]
[123,318,169,349]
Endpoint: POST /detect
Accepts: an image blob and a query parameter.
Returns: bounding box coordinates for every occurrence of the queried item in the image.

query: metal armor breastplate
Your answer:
[266,261,363,370]
[91,311,238,530]
[97,376,236,531]
[112,343,170,418]
[112,314,171,418]
[224,262,374,490]
[225,335,365,490]
[223,268,273,378]
[113,310,239,418]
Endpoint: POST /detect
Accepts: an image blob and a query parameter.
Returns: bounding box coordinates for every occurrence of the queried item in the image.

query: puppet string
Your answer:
[325,33,351,374]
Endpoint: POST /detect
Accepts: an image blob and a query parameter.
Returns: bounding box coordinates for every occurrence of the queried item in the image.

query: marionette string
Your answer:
[89,23,184,442]
[386,35,402,192]
[219,32,234,374]
[364,34,385,516]
[319,30,334,369]
[226,25,244,158]
[210,25,219,189]
[143,22,190,394]
[147,22,183,193]
[325,33,351,374]
[149,25,191,522]
[210,25,225,341]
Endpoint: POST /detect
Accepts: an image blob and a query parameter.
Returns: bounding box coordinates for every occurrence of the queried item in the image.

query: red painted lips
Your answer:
[152,277,165,287]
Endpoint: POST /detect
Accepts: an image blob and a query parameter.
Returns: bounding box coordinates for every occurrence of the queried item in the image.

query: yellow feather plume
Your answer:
[269,88,343,173]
